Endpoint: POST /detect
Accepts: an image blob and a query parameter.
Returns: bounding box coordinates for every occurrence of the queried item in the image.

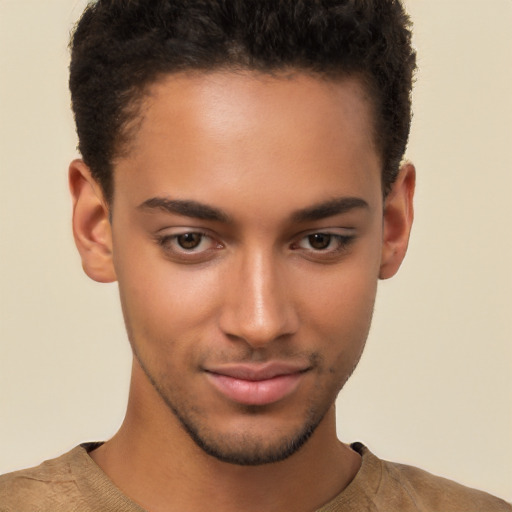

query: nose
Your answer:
[219,249,299,349]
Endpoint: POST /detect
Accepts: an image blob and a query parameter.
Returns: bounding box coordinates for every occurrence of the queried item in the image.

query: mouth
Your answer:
[204,362,311,406]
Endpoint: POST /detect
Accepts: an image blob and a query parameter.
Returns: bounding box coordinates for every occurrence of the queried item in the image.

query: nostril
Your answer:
[220,311,299,349]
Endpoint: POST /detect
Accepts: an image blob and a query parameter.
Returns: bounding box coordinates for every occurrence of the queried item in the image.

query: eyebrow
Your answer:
[138,197,230,223]
[291,197,369,223]
[137,195,369,224]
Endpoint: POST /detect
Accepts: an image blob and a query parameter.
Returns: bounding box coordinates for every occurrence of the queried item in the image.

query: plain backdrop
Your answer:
[1,0,511,502]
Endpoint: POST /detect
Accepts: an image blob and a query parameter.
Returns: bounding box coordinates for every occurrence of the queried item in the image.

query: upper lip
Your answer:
[204,362,311,381]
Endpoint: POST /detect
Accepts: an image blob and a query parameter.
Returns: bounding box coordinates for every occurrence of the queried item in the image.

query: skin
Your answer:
[70,71,415,512]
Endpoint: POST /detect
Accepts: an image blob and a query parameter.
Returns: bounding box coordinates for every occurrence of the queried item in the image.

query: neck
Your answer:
[90,360,361,512]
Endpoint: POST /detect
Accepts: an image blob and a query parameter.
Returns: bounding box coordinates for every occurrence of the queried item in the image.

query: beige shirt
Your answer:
[1,442,510,511]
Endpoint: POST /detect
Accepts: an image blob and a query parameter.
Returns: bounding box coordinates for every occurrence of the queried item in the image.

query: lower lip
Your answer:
[206,372,304,406]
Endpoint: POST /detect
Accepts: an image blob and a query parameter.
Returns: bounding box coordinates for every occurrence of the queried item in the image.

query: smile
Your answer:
[204,363,310,406]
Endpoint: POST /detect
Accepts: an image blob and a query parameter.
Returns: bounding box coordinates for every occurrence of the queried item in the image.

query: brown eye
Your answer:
[177,233,203,249]
[156,231,223,262]
[307,233,331,250]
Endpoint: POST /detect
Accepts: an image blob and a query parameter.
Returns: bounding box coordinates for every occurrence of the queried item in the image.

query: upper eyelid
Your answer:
[155,225,213,234]
[292,227,356,239]
[295,232,355,245]
[154,227,220,243]
[156,231,212,243]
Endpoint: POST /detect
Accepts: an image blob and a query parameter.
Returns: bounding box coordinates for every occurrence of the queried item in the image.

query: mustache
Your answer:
[198,348,323,368]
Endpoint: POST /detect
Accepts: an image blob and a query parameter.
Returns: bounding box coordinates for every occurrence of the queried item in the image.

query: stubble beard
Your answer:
[135,351,331,466]
[123,295,372,467]
[132,344,366,466]
[170,399,324,466]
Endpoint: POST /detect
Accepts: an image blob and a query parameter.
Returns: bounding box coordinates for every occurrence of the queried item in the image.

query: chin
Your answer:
[174,407,324,466]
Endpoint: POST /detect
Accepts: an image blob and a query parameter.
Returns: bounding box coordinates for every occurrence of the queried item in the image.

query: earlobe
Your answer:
[379,162,415,280]
[69,159,117,283]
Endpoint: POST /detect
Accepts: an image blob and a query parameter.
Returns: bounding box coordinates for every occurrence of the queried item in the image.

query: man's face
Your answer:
[110,72,385,465]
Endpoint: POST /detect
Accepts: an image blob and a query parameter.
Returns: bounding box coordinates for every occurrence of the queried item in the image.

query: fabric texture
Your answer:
[1,442,510,511]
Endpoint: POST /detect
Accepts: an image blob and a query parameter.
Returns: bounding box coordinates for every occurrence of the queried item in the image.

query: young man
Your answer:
[0,1,510,511]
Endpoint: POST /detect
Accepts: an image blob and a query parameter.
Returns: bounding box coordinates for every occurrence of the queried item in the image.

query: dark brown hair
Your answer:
[69,0,416,202]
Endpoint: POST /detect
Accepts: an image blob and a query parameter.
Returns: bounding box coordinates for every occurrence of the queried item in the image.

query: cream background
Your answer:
[1,0,511,502]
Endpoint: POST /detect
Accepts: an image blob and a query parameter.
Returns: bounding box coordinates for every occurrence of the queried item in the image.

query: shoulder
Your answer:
[385,459,510,508]
[355,443,512,512]
[0,446,91,512]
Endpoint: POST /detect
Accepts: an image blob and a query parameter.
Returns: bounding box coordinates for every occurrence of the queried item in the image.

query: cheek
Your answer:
[301,260,378,332]
[294,253,379,374]
[308,276,376,392]
[113,244,223,352]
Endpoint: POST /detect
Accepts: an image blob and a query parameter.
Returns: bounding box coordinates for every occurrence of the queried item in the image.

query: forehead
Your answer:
[133,70,377,154]
[113,71,382,213]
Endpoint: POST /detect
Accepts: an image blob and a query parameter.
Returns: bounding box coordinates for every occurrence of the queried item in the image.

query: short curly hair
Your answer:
[69,0,416,203]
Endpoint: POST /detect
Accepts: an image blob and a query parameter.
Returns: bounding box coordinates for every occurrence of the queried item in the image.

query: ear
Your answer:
[69,159,117,283]
[379,162,415,280]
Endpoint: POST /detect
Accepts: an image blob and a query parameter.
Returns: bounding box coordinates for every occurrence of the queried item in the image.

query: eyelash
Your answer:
[154,231,355,262]
[292,233,355,257]
[155,232,222,260]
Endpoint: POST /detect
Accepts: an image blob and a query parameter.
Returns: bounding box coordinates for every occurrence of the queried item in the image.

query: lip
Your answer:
[204,362,310,406]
